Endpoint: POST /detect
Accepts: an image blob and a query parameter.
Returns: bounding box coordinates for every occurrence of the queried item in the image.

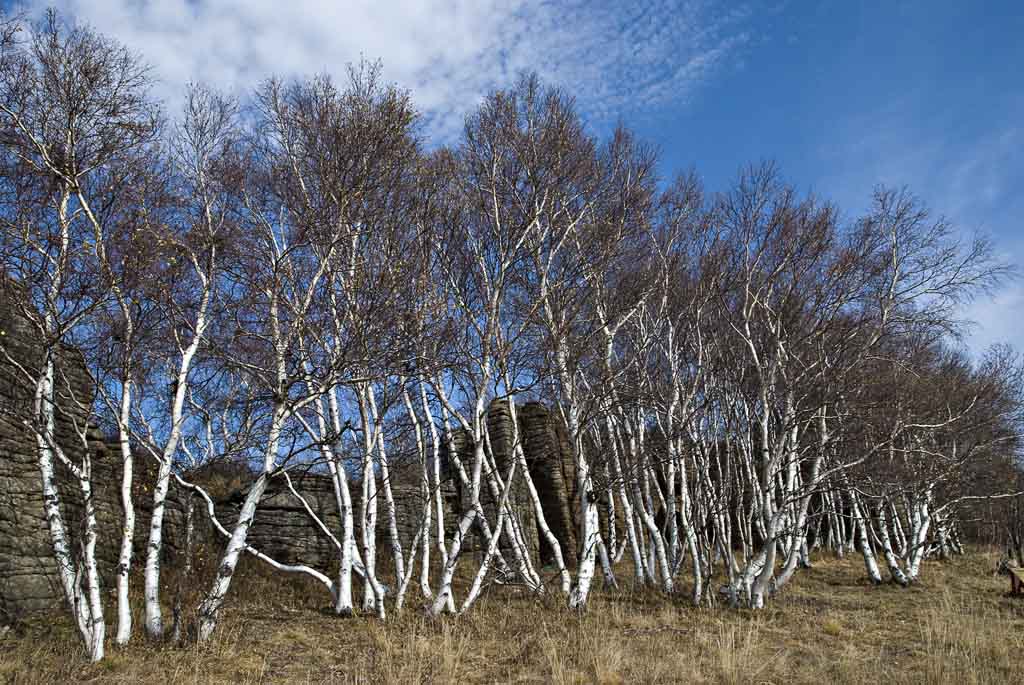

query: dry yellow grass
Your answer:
[2,549,1022,684]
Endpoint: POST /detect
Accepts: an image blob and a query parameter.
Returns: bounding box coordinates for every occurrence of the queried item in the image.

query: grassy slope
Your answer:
[2,549,1023,684]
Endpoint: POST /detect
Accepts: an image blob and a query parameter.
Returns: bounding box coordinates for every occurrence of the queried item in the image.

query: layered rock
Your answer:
[0,292,190,618]
[214,467,451,569]
[0,294,125,617]
[518,401,578,564]
[448,400,579,566]
[1,281,581,614]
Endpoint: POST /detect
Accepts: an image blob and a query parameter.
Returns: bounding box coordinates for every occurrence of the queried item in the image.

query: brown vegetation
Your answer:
[2,549,1022,684]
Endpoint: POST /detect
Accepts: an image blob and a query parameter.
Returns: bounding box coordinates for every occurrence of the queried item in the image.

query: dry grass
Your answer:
[2,549,1023,684]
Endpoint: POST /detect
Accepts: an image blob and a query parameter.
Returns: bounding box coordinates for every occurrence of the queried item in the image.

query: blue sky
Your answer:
[639,1,1024,354]
[8,0,1024,354]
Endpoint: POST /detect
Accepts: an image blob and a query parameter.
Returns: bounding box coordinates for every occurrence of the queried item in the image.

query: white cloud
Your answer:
[15,0,755,140]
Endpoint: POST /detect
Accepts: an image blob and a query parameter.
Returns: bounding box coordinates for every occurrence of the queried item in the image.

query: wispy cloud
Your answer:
[817,100,1024,358]
[15,0,756,139]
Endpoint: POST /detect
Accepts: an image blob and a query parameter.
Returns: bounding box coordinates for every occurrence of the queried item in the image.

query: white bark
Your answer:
[460,459,517,614]
[366,385,406,588]
[32,354,104,661]
[568,441,600,608]
[327,386,357,615]
[429,380,489,616]
[144,274,211,638]
[875,499,911,586]
[356,390,387,618]
[78,471,107,662]
[848,489,882,584]
[114,375,134,645]
[196,403,287,641]
[401,384,433,600]
[479,416,542,591]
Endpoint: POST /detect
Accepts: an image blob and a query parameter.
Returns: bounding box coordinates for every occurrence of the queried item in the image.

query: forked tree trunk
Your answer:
[144,302,208,639]
[847,490,883,584]
[326,387,357,616]
[33,352,105,661]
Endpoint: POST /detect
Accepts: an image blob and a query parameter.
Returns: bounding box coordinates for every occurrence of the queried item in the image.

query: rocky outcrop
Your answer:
[214,466,454,569]
[0,294,127,618]
[450,400,540,558]
[1,280,581,614]
[0,415,124,617]
[518,401,578,564]
[0,292,191,619]
[448,400,579,565]
[216,471,342,569]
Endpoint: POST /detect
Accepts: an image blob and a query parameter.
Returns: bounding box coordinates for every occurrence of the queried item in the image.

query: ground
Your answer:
[1,549,1023,684]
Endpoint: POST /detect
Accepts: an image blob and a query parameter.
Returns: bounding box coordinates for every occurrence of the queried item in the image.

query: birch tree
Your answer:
[0,12,158,658]
[131,84,235,639]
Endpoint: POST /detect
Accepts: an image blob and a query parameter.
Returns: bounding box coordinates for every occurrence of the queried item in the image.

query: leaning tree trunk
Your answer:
[143,322,207,639]
[195,403,286,641]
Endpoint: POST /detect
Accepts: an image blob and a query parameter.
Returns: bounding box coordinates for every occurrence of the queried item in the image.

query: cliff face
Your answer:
[231,398,583,572]
[0,293,193,619]
[172,401,585,577]
[518,401,578,564]
[215,468,456,570]
[449,400,579,565]
[0,296,123,617]
[0,287,580,616]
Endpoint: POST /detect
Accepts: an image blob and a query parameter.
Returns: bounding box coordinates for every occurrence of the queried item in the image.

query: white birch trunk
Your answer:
[33,351,104,660]
[568,440,600,608]
[196,404,286,641]
[479,418,542,591]
[400,383,433,600]
[78,471,107,662]
[608,417,645,583]
[906,494,931,581]
[848,489,882,584]
[327,387,357,615]
[875,500,911,586]
[429,383,488,616]
[143,458,172,637]
[144,288,209,639]
[114,375,134,645]
[359,447,386,617]
[366,385,406,588]
[460,459,517,614]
